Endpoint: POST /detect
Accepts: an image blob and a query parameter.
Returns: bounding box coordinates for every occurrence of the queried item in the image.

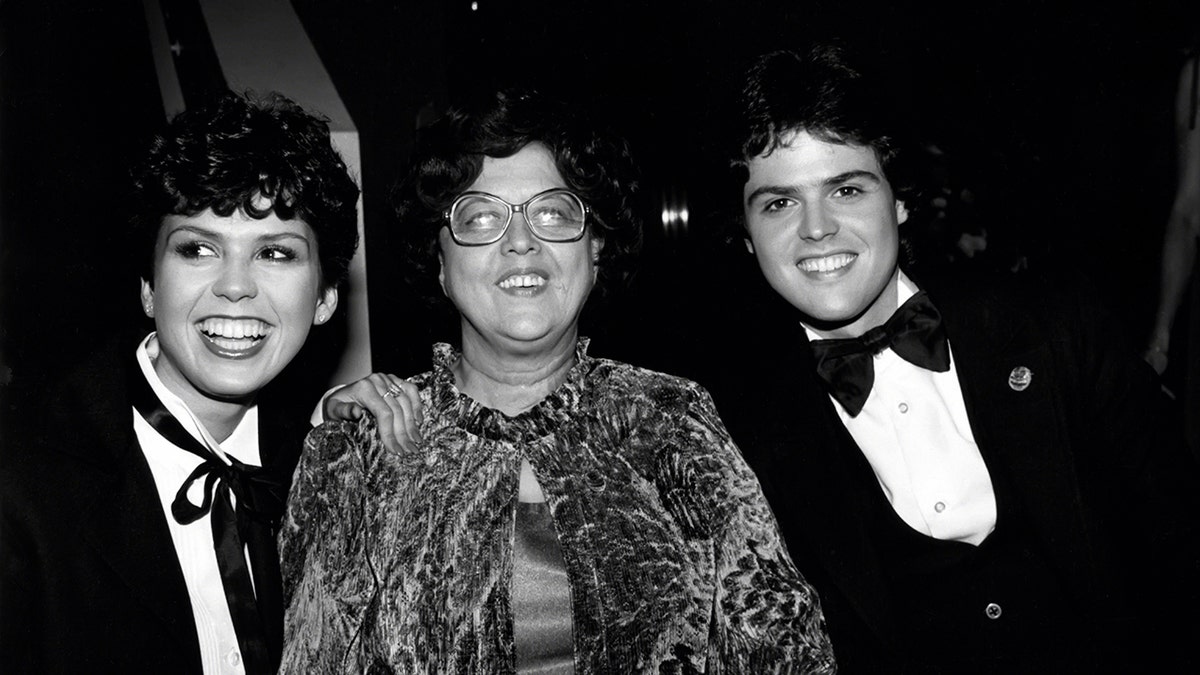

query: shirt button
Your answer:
[227,649,241,666]
[934,501,946,513]
[898,402,909,414]
[985,602,1002,620]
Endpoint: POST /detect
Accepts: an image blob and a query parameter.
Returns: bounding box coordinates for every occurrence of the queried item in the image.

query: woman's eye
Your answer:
[259,246,297,262]
[530,208,570,225]
[174,241,217,259]
[464,212,505,230]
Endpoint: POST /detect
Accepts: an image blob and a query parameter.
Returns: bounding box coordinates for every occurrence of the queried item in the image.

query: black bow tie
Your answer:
[130,369,283,675]
[809,291,951,417]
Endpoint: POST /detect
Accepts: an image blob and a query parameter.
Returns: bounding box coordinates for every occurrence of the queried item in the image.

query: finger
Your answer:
[325,378,384,421]
[384,383,421,453]
[368,401,402,454]
[326,400,366,422]
[385,376,423,446]
[398,379,424,429]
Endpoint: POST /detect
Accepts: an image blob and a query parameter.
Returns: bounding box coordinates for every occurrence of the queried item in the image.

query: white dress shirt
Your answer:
[133,333,258,674]
[805,272,997,545]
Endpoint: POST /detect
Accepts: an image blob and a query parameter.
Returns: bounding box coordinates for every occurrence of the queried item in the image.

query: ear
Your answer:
[589,236,605,280]
[139,278,155,318]
[895,200,910,225]
[313,286,339,326]
[437,249,449,296]
[743,238,756,255]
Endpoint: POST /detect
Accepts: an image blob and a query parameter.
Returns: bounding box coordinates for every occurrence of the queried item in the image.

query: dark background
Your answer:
[2,0,1197,403]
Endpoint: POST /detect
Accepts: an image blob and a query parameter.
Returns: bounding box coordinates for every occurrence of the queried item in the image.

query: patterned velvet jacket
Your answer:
[280,341,835,674]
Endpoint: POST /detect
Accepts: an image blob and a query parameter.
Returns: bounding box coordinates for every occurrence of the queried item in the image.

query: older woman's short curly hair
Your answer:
[393,89,642,310]
[130,91,361,290]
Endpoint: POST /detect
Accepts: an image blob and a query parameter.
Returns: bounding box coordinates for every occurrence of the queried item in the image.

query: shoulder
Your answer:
[585,357,716,412]
[6,339,135,456]
[922,268,1124,345]
[304,415,378,464]
[2,339,138,503]
[298,415,392,496]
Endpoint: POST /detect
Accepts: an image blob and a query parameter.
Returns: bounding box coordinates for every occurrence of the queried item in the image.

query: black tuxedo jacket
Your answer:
[697,270,1200,672]
[0,340,308,674]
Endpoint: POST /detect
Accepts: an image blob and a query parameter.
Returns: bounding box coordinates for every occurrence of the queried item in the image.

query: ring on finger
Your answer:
[383,384,403,399]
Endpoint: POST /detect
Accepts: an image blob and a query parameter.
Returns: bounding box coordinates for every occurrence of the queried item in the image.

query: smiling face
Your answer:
[742,130,908,339]
[140,208,337,413]
[438,142,604,356]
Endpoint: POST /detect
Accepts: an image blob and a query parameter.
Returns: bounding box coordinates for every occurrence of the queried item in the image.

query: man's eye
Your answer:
[174,242,217,259]
[259,246,297,262]
[833,186,863,198]
[763,198,794,213]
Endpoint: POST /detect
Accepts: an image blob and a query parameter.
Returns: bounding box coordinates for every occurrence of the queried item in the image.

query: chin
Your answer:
[195,366,274,401]
[502,332,557,348]
[499,319,560,341]
[201,381,267,403]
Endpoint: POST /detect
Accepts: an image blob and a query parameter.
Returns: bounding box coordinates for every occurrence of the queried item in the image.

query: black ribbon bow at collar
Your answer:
[809,290,951,417]
[130,371,283,675]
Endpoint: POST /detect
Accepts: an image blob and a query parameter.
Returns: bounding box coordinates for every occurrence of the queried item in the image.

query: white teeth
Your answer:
[498,274,546,289]
[210,337,254,351]
[798,253,856,273]
[199,318,270,340]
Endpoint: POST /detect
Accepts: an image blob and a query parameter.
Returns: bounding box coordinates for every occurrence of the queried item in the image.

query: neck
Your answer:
[145,334,252,443]
[185,395,252,444]
[454,329,579,416]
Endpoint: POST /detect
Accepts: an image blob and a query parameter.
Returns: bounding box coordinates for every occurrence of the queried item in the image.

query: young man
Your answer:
[702,45,1200,672]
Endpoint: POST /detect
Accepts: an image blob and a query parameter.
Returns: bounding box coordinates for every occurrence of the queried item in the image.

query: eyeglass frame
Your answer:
[442,188,592,246]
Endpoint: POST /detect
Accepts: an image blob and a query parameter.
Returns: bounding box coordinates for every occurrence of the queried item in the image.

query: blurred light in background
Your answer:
[660,186,689,242]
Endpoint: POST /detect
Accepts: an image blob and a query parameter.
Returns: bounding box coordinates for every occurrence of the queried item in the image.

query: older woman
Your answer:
[0,92,367,675]
[280,90,835,673]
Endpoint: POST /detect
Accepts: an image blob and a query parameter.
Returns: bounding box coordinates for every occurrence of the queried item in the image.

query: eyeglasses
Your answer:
[443,188,590,246]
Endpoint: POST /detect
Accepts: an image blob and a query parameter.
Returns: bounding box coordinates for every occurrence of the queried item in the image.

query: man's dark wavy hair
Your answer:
[393,88,642,310]
[130,91,360,289]
[729,43,915,203]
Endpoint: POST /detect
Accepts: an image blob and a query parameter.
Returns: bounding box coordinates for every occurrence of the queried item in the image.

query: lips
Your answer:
[797,252,857,274]
[197,317,272,359]
[497,268,549,293]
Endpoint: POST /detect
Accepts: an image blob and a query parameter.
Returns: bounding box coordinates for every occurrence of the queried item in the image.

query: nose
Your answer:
[797,201,839,241]
[212,258,258,302]
[501,210,540,255]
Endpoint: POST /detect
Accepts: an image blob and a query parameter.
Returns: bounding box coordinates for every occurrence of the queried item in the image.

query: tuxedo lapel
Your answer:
[928,282,1098,599]
[731,315,900,647]
[80,435,201,658]
[785,386,900,645]
[68,356,202,664]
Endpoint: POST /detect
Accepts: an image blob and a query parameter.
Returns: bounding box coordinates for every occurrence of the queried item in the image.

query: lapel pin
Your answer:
[1008,366,1032,391]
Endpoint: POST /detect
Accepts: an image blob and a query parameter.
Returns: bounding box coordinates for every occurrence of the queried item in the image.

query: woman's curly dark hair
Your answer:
[130,91,360,289]
[393,88,642,310]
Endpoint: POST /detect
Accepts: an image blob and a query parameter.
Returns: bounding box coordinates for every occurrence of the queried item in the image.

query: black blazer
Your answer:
[0,339,308,674]
[698,270,1200,672]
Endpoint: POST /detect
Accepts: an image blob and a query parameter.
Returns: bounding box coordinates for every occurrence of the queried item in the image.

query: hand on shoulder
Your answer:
[323,373,423,453]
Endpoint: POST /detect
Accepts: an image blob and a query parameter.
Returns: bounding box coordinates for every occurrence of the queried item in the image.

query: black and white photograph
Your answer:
[2,1,1198,672]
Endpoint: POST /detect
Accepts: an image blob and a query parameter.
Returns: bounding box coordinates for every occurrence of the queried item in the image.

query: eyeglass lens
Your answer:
[451,191,585,244]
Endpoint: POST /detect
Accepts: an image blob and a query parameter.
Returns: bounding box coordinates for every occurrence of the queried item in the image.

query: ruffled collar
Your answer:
[427,338,595,442]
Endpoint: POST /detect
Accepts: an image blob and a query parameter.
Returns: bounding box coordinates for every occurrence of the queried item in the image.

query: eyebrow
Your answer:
[744,170,883,206]
[164,224,312,246]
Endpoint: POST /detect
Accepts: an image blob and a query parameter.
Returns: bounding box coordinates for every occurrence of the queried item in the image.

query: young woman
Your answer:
[1,92,371,675]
